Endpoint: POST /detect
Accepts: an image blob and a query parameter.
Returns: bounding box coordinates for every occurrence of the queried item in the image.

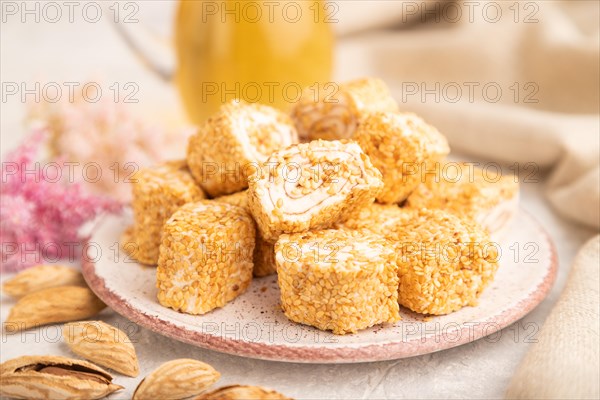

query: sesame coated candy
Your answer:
[337,202,413,240]
[353,112,450,203]
[405,163,520,236]
[213,190,249,209]
[291,77,398,141]
[276,229,400,335]
[186,100,298,197]
[125,77,514,334]
[392,208,499,315]
[123,160,205,265]
[156,201,255,315]
[214,190,278,277]
[247,139,384,242]
[252,236,278,277]
[340,205,499,315]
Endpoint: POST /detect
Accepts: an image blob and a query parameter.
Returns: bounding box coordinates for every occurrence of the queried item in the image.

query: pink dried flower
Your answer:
[1,129,121,271]
[29,94,191,202]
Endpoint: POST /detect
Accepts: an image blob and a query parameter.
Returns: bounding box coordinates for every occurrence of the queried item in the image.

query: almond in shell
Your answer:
[133,358,220,400]
[195,385,291,399]
[4,286,106,332]
[63,320,140,377]
[2,265,86,298]
[0,355,123,400]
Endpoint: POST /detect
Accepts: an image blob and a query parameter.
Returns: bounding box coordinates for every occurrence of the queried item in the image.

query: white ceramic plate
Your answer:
[83,210,557,363]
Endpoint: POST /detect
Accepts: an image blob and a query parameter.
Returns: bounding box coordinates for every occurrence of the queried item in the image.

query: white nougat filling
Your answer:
[257,144,369,221]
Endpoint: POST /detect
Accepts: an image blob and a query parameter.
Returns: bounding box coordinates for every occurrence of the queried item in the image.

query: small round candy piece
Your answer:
[248,139,383,242]
[276,229,400,335]
[291,77,398,141]
[353,112,450,204]
[406,162,519,238]
[187,101,298,197]
[156,201,255,315]
[394,208,499,315]
[124,160,205,265]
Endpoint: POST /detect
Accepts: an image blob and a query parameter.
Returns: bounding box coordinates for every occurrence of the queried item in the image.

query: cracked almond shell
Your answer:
[0,355,123,400]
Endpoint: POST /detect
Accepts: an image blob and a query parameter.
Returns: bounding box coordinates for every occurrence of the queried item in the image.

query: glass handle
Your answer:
[108,7,175,81]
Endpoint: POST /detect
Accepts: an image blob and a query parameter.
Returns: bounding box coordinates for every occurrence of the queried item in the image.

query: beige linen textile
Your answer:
[335,0,600,229]
[505,235,600,399]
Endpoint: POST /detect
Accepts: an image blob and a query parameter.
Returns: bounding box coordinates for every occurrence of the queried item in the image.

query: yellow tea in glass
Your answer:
[115,1,334,124]
[175,1,334,122]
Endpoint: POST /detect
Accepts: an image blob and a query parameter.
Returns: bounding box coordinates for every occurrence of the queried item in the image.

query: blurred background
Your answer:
[1,1,598,398]
[2,0,598,225]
